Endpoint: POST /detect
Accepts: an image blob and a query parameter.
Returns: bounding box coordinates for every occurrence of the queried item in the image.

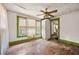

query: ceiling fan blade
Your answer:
[37,14,44,16]
[49,10,57,13]
[45,8,48,12]
[48,14,54,17]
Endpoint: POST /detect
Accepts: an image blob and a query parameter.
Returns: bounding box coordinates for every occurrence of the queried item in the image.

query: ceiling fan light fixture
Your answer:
[37,8,58,20]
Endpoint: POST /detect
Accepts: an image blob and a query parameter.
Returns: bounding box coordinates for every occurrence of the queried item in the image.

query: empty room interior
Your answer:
[0,3,79,55]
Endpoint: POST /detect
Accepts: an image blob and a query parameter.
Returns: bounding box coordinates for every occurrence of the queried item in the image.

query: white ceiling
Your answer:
[3,3,79,19]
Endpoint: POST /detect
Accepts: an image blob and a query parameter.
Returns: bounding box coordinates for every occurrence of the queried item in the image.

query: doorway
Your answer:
[50,17,60,40]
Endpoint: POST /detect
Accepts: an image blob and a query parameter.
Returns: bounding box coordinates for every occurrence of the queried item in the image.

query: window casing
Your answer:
[17,16,42,38]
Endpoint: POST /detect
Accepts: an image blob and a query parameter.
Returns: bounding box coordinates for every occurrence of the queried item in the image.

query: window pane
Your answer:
[18,17,27,37]
[36,21,41,37]
[26,19,36,36]
[27,28,35,36]
[26,19,35,27]
[19,18,26,26]
[19,27,27,36]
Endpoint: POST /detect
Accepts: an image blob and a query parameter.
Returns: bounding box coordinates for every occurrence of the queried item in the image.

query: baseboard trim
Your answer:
[9,37,40,47]
[59,39,79,47]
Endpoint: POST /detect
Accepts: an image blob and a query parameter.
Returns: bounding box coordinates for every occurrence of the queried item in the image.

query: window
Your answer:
[17,16,42,38]
[17,16,27,37]
[36,21,41,37]
[26,19,36,36]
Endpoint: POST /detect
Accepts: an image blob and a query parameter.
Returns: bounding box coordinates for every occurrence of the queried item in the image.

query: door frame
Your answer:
[50,17,60,40]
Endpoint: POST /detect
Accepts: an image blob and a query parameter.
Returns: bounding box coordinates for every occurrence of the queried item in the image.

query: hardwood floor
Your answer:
[5,39,79,55]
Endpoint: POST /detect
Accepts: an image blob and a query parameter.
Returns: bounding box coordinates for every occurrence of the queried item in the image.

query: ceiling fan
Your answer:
[37,8,57,20]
